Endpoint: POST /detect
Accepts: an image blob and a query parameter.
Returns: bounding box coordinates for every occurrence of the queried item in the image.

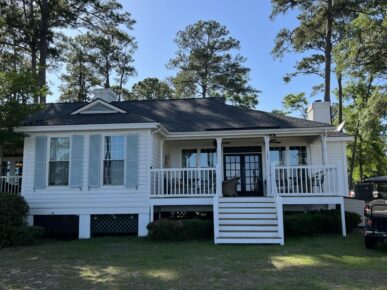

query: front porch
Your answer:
[150,134,347,244]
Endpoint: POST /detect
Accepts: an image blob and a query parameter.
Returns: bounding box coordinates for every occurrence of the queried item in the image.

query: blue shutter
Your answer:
[125,134,139,188]
[70,135,84,188]
[34,136,47,189]
[88,135,101,188]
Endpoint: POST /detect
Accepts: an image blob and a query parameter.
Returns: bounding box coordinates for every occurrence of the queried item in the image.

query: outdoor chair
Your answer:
[222,177,240,197]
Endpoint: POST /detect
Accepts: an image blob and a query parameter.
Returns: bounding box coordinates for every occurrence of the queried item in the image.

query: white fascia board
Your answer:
[164,127,335,140]
[70,99,126,115]
[14,122,159,133]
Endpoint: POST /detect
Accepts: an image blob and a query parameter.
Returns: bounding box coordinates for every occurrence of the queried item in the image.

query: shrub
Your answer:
[11,225,45,246]
[284,210,361,237]
[0,193,29,247]
[147,219,213,241]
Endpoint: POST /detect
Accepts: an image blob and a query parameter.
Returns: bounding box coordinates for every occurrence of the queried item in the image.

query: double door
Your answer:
[223,147,263,196]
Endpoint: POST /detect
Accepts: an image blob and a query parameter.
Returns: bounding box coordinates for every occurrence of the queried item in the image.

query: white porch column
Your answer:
[264,136,271,195]
[320,134,327,165]
[216,137,223,196]
[27,215,34,226]
[138,213,150,237]
[160,139,164,168]
[340,198,347,237]
[79,214,91,239]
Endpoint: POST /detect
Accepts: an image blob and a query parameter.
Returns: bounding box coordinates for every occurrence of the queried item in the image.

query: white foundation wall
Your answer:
[21,129,152,217]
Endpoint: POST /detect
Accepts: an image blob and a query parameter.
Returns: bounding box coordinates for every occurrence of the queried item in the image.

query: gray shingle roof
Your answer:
[22,97,334,132]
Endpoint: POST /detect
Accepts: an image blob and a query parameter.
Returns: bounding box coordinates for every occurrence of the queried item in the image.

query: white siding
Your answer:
[310,138,349,196]
[21,129,151,215]
[152,133,162,169]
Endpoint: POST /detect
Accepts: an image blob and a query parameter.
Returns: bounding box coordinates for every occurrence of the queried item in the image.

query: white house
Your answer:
[12,89,353,244]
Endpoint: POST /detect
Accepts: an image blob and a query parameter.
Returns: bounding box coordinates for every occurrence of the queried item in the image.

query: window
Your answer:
[103,136,125,185]
[182,149,197,168]
[270,147,286,166]
[200,149,216,168]
[182,148,217,168]
[49,137,70,186]
[289,146,307,165]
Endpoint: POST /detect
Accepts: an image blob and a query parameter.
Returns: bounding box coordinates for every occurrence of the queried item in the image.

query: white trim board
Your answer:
[70,99,127,115]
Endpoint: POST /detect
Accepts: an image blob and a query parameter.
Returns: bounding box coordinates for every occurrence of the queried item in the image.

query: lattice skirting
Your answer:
[34,215,79,238]
[91,214,138,236]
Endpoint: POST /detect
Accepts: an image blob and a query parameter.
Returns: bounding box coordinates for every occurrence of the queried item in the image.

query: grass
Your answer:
[1,232,387,290]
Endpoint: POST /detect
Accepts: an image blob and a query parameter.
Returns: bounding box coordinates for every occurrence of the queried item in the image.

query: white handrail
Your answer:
[0,176,22,194]
[271,167,284,245]
[150,167,216,197]
[273,164,339,196]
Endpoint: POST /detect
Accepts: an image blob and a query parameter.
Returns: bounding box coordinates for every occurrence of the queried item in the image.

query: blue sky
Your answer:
[47,0,329,113]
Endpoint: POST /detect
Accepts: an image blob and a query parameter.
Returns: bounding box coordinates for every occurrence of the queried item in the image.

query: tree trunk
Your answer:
[358,137,364,181]
[37,0,49,104]
[349,122,360,190]
[337,73,343,124]
[323,0,333,104]
[201,82,207,98]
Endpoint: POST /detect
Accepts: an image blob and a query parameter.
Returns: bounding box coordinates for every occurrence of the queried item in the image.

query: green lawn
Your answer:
[1,232,387,290]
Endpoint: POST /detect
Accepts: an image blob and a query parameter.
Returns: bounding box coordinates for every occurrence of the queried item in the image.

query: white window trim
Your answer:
[70,99,127,115]
[269,144,310,166]
[101,134,126,187]
[46,136,71,188]
[180,147,216,168]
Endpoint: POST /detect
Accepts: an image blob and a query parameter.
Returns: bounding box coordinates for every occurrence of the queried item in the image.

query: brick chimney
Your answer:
[307,101,331,124]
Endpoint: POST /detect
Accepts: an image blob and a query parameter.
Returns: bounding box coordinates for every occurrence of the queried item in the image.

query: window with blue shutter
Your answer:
[125,135,139,188]
[70,135,84,188]
[88,135,101,188]
[34,136,47,189]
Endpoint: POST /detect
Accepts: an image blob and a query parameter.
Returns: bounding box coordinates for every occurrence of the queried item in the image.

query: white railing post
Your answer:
[271,167,284,245]
[264,136,271,196]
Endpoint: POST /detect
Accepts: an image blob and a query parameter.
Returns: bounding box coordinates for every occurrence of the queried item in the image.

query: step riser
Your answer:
[219,213,277,219]
[219,232,280,238]
[219,226,278,231]
[215,238,282,244]
[219,198,275,203]
[219,208,276,214]
[219,202,275,208]
[219,219,278,225]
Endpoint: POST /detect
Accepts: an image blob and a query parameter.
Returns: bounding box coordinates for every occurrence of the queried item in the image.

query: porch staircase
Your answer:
[214,197,284,244]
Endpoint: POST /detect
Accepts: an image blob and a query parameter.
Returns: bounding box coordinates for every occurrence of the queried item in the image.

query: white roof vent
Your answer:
[92,88,117,103]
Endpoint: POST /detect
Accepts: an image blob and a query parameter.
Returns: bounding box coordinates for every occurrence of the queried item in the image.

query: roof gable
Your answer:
[71,99,126,115]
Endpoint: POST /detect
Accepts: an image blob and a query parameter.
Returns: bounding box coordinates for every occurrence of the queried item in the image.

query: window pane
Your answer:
[289,146,307,165]
[104,136,125,185]
[104,136,124,160]
[103,160,124,185]
[49,137,70,186]
[182,149,197,168]
[200,149,216,167]
[270,147,286,166]
[50,137,70,161]
[49,161,69,185]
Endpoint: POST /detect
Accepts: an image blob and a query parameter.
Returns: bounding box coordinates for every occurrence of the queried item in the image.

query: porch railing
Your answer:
[151,168,216,197]
[0,176,22,194]
[272,165,339,196]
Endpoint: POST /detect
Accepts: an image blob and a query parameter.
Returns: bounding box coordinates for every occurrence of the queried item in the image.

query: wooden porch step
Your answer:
[219,207,277,214]
[215,237,283,244]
